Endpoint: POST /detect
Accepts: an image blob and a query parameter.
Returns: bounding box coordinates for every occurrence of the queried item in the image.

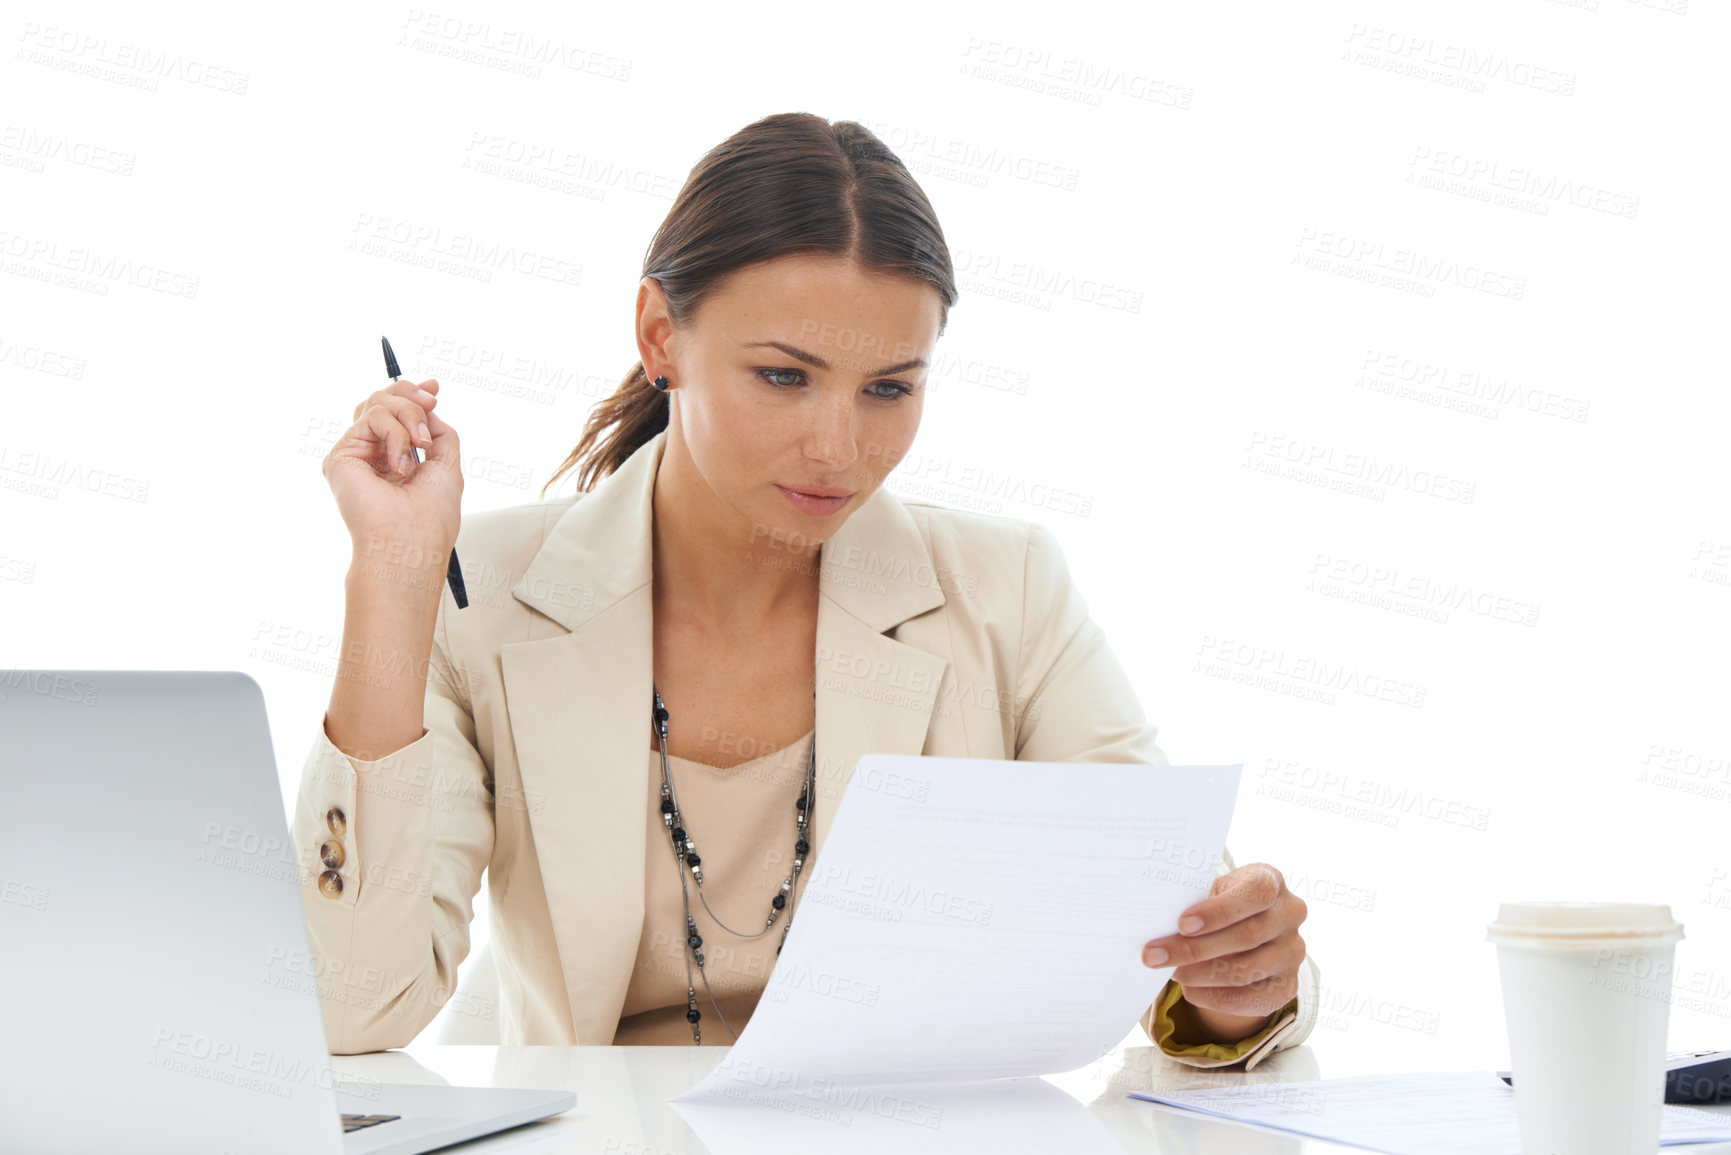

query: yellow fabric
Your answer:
[1149,979,1298,1062]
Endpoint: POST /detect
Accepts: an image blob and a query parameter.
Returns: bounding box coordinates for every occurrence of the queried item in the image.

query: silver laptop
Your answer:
[0,670,576,1155]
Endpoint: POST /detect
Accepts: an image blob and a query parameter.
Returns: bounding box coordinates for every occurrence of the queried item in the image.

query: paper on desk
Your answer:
[671,1075,1126,1155]
[675,755,1241,1104]
[1129,1071,1731,1153]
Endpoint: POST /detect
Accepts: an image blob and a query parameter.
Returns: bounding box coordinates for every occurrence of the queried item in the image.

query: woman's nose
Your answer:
[805,398,859,468]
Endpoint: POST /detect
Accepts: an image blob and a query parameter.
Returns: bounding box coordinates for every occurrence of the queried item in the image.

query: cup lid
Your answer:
[1486,901,1684,941]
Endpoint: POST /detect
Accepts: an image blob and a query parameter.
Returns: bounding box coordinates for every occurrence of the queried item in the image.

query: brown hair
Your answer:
[539,112,959,496]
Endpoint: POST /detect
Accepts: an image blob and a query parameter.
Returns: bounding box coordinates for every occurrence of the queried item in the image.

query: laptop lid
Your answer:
[1,670,349,1155]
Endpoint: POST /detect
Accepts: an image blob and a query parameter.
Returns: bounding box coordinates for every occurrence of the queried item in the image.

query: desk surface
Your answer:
[329,1028,1731,1154]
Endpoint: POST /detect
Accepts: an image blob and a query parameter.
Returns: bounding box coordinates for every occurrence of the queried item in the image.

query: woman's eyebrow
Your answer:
[744,340,926,377]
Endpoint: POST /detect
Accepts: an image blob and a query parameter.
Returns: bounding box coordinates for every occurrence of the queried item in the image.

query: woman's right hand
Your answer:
[322,378,464,566]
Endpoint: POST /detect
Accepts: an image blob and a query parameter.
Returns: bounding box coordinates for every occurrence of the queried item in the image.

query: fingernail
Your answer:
[1144,947,1168,966]
[1180,916,1204,935]
[398,453,411,474]
[417,422,430,444]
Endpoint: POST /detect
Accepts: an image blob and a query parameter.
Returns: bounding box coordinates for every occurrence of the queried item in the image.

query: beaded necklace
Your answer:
[651,684,815,1044]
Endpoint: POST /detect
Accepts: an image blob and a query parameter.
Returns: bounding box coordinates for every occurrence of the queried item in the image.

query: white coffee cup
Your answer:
[1486,902,1684,1155]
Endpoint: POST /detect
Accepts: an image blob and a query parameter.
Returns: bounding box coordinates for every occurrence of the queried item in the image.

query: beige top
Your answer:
[613,728,817,1045]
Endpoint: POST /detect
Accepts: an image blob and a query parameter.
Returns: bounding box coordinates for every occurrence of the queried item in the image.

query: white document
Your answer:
[1130,1071,1731,1153]
[676,755,1241,1103]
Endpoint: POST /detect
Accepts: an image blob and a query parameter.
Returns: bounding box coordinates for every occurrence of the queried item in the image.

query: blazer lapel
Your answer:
[499,429,948,1044]
[806,502,951,854]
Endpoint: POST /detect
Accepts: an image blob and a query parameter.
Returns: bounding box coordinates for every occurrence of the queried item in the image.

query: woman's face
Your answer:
[640,252,943,549]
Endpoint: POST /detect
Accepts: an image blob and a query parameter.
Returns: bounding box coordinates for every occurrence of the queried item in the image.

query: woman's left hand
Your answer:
[1142,862,1308,1020]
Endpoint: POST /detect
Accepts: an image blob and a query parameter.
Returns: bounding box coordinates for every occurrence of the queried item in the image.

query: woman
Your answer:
[296,112,1317,1070]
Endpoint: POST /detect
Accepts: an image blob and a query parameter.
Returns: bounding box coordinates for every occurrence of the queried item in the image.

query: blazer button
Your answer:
[319,840,345,870]
[318,870,343,899]
[325,807,346,837]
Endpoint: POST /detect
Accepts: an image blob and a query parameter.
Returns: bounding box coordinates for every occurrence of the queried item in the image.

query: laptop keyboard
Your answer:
[341,1113,402,1133]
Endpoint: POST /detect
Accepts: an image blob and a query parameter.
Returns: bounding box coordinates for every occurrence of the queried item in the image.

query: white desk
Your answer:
[330,1028,1731,1153]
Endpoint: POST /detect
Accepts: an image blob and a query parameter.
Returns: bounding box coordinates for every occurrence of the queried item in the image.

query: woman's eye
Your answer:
[757,368,913,400]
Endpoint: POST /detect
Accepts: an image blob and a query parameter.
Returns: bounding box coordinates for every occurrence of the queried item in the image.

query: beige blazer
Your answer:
[291,428,1319,1067]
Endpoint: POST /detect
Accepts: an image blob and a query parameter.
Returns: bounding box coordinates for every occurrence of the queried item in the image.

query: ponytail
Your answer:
[540,361,668,497]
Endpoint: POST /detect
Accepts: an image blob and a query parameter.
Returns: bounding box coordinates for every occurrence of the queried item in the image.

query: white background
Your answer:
[4,0,1726,1067]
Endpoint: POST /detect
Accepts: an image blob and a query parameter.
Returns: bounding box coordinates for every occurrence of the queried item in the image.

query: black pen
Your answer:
[382,335,468,609]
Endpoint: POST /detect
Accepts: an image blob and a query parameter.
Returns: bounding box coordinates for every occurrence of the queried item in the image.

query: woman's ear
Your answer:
[635,276,679,379]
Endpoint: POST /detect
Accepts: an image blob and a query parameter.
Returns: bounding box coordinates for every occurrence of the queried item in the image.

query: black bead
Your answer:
[687,1008,701,1023]
[659,799,673,814]
[796,794,808,811]
[688,934,702,949]
[772,894,786,910]
[686,852,701,867]
[795,838,809,854]
[653,704,668,723]
[671,826,685,840]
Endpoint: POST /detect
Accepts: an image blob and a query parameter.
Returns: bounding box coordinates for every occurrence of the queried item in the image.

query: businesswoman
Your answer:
[297,112,1317,1069]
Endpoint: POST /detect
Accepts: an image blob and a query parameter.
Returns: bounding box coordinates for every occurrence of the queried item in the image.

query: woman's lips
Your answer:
[776,484,853,515]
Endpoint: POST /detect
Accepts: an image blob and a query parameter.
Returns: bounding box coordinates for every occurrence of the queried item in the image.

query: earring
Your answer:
[651,375,671,392]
